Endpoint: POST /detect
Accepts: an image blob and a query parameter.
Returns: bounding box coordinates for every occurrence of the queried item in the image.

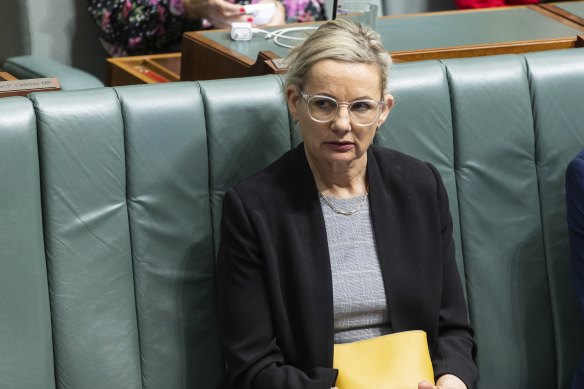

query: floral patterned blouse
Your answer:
[88,0,326,56]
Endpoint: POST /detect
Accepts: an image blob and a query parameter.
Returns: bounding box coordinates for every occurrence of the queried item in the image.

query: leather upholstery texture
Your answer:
[0,97,55,389]
[32,88,142,389]
[1,48,584,389]
[448,54,555,389]
[0,0,107,80]
[2,55,105,90]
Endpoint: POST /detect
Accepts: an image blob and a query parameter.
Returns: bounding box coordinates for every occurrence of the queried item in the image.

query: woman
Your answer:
[217,19,478,389]
[87,0,325,56]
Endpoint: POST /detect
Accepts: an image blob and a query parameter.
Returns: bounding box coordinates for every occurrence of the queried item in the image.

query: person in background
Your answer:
[88,0,325,56]
[217,18,477,389]
[567,150,584,389]
[456,0,538,8]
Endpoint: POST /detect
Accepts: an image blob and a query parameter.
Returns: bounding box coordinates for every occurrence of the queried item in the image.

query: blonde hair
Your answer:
[283,18,392,95]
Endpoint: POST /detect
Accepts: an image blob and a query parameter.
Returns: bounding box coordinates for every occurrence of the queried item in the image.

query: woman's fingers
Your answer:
[418,380,437,389]
[207,0,249,28]
[260,0,286,25]
[190,0,285,28]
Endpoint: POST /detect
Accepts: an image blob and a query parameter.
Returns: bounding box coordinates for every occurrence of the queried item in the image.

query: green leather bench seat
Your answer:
[1,48,584,389]
[2,56,104,90]
[33,88,142,388]
[0,98,54,388]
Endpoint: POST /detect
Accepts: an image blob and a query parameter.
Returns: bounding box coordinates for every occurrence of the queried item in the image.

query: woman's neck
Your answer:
[307,154,368,199]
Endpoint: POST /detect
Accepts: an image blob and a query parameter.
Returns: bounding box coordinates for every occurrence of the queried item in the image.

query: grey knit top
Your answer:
[320,193,391,344]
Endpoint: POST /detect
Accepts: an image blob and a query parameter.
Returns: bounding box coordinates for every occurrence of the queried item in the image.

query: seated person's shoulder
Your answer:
[567,150,584,178]
[370,145,438,181]
[572,150,584,164]
[225,147,299,203]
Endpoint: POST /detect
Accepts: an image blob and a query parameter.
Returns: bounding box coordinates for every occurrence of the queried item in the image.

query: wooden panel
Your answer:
[108,4,584,84]
[0,72,17,81]
[392,37,579,63]
[107,53,181,86]
[539,2,584,27]
[181,5,584,81]
[181,32,281,81]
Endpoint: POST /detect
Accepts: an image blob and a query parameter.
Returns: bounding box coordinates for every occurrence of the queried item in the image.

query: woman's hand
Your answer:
[262,0,286,26]
[183,0,284,27]
[183,0,249,27]
[419,374,467,389]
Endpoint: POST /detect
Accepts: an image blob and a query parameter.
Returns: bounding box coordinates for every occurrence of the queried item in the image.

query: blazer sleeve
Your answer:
[217,188,338,389]
[566,155,584,312]
[427,163,478,389]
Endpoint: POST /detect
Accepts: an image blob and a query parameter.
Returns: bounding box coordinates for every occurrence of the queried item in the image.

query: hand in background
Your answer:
[263,0,286,26]
[183,0,248,28]
[419,374,467,389]
[182,0,284,27]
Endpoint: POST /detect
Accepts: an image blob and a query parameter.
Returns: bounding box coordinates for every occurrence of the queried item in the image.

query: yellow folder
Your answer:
[333,330,435,389]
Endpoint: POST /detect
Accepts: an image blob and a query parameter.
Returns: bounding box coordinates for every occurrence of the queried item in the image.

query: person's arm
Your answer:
[567,155,584,312]
[426,163,478,389]
[184,0,285,29]
[217,188,338,389]
[419,374,468,389]
[263,0,286,26]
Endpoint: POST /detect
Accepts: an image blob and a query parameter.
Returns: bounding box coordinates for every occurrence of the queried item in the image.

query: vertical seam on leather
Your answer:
[196,80,227,387]
[112,86,146,389]
[441,59,472,317]
[275,75,295,147]
[198,81,217,259]
[524,54,560,389]
[32,95,59,389]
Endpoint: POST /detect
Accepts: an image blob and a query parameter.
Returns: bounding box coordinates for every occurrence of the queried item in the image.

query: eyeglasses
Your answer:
[300,90,385,127]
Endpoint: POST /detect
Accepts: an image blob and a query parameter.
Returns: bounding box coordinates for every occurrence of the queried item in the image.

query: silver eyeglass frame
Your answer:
[299,90,385,127]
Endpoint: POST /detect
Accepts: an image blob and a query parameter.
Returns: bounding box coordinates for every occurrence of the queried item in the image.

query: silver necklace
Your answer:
[319,190,369,216]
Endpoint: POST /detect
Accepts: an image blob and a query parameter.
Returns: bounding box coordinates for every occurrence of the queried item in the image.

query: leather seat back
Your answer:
[1,48,584,389]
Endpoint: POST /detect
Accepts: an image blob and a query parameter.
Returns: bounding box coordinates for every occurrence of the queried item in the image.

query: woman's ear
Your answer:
[377,94,394,127]
[286,86,301,121]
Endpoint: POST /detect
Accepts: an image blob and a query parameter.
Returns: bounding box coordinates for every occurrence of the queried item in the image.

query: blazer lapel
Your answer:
[367,147,404,332]
[290,145,335,365]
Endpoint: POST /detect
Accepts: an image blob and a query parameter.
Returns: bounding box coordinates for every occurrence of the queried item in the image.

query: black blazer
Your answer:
[567,150,584,387]
[217,144,478,389]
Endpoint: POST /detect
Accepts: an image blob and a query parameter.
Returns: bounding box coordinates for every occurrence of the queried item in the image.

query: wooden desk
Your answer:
[0,72,17,81]
[540,1,584,28]
[107,53,181,86]
[181,5,584,81]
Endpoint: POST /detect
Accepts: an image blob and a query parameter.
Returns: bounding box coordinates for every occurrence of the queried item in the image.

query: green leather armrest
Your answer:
[2,55,104,90]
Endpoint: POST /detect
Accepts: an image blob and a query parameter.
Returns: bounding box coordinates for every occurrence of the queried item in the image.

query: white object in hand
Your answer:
[244,3,276,26]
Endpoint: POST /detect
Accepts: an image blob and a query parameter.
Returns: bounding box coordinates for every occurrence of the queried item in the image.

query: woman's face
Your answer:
[286,59,393,169]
